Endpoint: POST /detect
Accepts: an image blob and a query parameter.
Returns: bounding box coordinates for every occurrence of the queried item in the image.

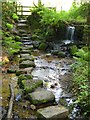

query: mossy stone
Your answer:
[38,43,47,51]
[22,80,43,94]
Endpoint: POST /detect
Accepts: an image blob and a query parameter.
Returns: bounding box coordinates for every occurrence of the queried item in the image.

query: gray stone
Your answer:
[22,79,43,93]
[37,105,69,120]
[28,90,55,105]
[19,60,35,68]
[21,45,33,50]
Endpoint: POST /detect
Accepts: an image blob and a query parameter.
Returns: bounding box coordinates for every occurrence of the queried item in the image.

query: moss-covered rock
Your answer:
[18,74,33,88]
[58,51,65,58]
[19,60,35,68]
[19,56,34,63]
[28,90,55,105]
[38,43,47,51]
[22,80,43,94]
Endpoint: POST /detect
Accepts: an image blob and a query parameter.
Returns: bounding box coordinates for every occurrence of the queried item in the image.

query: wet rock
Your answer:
[15,94,22,102]
[22,79,43,93]
[19,60,35,68]
[33,41,40,48]
[28,90,55,105]
[59,98,68,107]
[37,105,69,119]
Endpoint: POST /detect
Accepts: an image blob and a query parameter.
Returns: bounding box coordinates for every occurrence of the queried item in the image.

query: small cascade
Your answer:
[63,26,75,45]
[66,26,75,40]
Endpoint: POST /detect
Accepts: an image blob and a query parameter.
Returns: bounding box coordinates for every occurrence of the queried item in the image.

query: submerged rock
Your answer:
[19,60,35,68]
[28,90,55,105]
[37,105,69,120]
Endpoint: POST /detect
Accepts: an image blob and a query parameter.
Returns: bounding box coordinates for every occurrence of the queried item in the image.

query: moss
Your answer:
[38,43,47,51]
[22,80,43,94]
[70,45,78,55]
[18,74,33,88]
[58,51,65,58]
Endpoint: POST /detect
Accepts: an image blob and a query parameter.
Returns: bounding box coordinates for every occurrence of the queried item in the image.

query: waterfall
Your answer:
[63,26,75,45]
[66,26,75,40]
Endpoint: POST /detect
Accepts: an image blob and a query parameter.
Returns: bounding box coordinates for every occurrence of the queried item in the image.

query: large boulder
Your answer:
[37,105,69,120]
[28,90,55,105]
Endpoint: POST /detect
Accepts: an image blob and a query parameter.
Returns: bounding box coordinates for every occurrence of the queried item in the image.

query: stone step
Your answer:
[19,30,27,34]
[16,67,34,75]
[18,19,27,23]
[19,60,35,68]
[20,49,31,54]
[19,55,34,63]
[17,23,28,29]
[20,39,30,43]
[22,36,31,40]
[28,90,55,105]
[37,105,69,120]
[23,42,33,45]
[21,45,33,50]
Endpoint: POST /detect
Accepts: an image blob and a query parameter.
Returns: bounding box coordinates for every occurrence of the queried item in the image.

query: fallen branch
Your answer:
[7,83,14,118]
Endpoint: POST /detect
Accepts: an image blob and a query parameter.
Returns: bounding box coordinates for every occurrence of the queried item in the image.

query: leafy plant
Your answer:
[71,47,90,117]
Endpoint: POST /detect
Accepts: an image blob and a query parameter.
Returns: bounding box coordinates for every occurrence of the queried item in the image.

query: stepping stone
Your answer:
[22,79,43,93]
[18,19,27,23]
[23,42,32,45]
[20,54,30,58]
[20,55,34,62]
[28,90,55,105]
[37,105,69,119]
[20,49,31,54]
[16,67,33,75]
[19,30,27,34]
[19,60,35,68]
[20,40,30,42]
[21,45,33,50]
[17,23,27,27]
[22,37,31,40]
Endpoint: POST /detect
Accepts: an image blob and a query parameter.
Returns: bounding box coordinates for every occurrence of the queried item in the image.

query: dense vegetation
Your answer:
[70,46,90,117]
[2,2,21,59]
[1,1,90,118]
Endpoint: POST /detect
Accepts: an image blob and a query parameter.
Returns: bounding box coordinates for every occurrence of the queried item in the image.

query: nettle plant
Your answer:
[71,46,90,117]
[2,2,21,57]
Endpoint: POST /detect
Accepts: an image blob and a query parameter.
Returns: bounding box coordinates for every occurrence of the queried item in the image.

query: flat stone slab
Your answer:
[19,55,34,62]
[20,54,31,58]
[28,90,55,105]
[20,50,31,54]
[22,80,43,93]
[19,60,35,68]
[17,23,27,27]
[16,67,33,75]
[21,45,33,50]
[37,105,69,119]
